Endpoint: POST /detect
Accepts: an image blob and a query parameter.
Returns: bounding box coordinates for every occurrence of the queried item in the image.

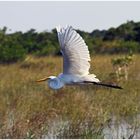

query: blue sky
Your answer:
[0,1,140,33]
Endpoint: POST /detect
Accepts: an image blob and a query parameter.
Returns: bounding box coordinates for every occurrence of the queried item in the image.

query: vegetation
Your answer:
[0,20,140,63]
[0,20,140,138]
[111,53,133,81]
[0,55,140,138]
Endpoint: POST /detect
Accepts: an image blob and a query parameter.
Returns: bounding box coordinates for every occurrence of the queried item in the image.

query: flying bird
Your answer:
[36,26,122,90]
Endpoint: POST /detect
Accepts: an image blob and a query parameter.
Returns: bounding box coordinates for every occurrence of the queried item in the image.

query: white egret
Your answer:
[36,26,122,90]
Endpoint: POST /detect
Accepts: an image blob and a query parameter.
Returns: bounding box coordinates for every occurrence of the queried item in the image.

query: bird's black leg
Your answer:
[83,81,123,89]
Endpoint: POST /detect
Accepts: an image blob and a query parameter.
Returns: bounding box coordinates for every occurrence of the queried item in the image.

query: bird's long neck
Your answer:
[48,76,64,90]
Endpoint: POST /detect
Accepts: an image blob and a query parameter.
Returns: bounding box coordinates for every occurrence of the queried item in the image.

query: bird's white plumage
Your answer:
[37,25,100,90]
[36,25,123,89]
[56,26,90,76]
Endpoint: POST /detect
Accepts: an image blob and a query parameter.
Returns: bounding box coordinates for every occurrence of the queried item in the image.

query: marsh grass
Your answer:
[0,55,140,138]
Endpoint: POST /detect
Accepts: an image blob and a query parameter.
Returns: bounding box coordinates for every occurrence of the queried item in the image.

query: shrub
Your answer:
[0,44,26,63]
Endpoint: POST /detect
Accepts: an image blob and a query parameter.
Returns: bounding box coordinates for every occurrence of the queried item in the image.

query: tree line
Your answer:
[0,20,140,63]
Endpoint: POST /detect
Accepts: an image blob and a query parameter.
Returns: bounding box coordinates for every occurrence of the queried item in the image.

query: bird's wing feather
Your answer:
[56,26,90,75]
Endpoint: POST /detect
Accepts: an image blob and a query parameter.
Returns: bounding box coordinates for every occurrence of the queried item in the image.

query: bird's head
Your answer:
[36,76,56,83]
[36,76,64,89]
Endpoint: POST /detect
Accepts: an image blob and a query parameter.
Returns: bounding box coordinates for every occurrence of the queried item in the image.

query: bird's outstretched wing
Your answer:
[56,25,90,76]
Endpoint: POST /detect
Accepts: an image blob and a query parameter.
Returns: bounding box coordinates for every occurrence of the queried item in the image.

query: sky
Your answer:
[0,1,140,33]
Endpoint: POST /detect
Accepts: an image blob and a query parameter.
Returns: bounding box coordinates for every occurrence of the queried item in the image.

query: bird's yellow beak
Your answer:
[36,77,49,82]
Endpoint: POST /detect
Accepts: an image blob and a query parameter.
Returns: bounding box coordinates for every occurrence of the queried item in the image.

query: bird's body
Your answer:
[45,73,99,90]
[58,73,99,84]
[36,25,122,90]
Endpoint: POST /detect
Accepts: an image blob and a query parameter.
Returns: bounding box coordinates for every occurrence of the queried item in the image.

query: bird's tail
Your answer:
[83,74,100,83]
